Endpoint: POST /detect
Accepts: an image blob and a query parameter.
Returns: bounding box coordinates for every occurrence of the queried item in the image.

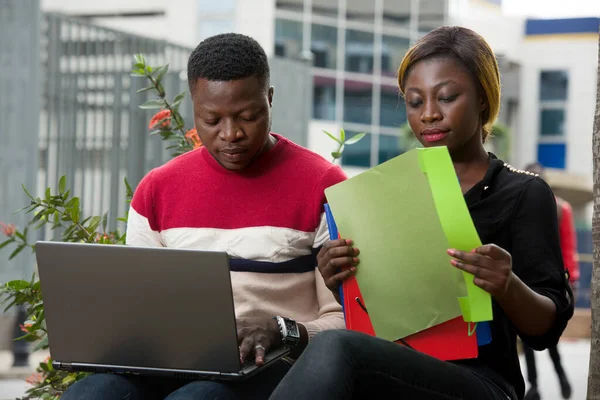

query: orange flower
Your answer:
[0,222,15,237]
[25,372,44,385]
[148,109,172,130]
[185,128,203,149]
[20,323,33,333]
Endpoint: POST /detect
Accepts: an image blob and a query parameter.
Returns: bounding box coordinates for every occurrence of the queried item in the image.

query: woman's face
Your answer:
[403,57,486,155]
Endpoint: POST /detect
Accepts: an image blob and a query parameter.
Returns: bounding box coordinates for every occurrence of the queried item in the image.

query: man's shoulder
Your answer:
[145,148,207,183]
[278,135,347,180]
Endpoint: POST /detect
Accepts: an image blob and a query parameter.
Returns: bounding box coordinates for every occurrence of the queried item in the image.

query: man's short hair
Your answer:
[187,33,270,93]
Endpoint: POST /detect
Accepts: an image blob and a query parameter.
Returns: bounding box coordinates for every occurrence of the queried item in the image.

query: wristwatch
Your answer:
[273,316,301,348]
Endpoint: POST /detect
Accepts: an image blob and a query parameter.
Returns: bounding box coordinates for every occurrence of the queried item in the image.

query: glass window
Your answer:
[380,85,406,127]
[345,30,374,74]
[418,0,445,33]
[382,0,411,30]
[379,134,403,164]
[381,35,410,77]
[198,0,236,14]
[342,131,372,168]
[537,143,566,170]
[276,0,303,13]
[346,0,375,25]
[344,80,372,125]
[540,71,568,101]
[312,0,339,19]
[311,24,337,69]
[540,108,565,136]
[313,75,337,120]
[275,19,303,60]
[198,20,234,41]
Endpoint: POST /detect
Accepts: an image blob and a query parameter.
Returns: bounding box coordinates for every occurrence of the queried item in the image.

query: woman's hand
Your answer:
[317,239,360,302]
[447,244,514,299]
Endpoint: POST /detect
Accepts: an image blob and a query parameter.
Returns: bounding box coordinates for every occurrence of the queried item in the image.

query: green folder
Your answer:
[325,147,492,341]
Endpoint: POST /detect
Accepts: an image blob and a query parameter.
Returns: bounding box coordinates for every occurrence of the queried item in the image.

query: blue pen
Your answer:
[323,204,345,311]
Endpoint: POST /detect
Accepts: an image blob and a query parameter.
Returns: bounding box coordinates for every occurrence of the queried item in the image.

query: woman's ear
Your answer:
[479,96,488,112]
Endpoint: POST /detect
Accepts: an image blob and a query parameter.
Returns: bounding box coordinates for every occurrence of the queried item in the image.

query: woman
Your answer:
[269,26,573,400]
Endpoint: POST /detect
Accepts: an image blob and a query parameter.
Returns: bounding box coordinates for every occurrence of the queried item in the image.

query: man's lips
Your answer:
[220,148,247,162]
[421,129,449,143]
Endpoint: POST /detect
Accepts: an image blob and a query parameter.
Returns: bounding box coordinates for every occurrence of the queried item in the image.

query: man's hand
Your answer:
[317,238,360,302]
[448,244,513,299]
[237,317,281,366]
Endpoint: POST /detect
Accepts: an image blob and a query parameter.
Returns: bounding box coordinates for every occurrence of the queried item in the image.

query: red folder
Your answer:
[343,276,478,361]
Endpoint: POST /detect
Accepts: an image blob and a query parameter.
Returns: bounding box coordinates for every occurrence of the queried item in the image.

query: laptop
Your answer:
[35,241,290,381]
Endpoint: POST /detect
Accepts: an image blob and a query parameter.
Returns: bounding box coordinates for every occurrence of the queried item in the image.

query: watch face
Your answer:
[285,319,299,338]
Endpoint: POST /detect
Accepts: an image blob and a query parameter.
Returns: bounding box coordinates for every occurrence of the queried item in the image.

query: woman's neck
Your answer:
[451,137,490,192]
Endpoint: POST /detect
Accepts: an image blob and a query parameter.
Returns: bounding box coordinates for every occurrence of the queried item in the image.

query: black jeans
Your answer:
[61,360,291,400]
[270,330,513,400]
[523,343,565,385]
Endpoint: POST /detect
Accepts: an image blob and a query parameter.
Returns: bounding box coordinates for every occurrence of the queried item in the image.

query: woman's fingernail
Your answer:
[450,259,458,266]
[447,249,456,257]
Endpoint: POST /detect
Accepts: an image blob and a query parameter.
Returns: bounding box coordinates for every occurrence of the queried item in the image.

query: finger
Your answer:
[321,238,352,253]
[325,268,357,291]
[450,259,495,281]
[321,256,359,281]
[473,277,497,295]
[447,249,492,268]
[319,244,359,269]
[254,342,267,366]
[475,244,510,260]
[239,336,255,364]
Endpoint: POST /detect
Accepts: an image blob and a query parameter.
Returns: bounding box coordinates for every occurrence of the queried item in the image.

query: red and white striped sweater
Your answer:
[126,134,347,338]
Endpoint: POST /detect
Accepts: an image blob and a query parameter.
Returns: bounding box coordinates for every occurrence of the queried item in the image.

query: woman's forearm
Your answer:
[496,272,557,336]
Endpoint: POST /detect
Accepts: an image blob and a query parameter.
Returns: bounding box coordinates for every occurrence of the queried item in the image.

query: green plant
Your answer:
[322,129,367,163]
[0,54,364,399]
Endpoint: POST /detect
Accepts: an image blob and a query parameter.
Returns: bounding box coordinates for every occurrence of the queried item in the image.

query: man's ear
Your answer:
[268,86,274,108]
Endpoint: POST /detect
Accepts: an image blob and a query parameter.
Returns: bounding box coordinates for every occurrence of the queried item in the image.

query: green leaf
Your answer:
[6,280,30,291]
[0,239,14,250]
[340,128,346,142]
[58,176,66,194]
[9,244,26,260]
[331,151,342,159]
[32,336,49,352]
[153,64,170,83]
[172,91,186,108]
[87,216,101,233]
[322,130,342,144]
[133,54,145,66]
[139,99,166,110]
[145,65,153,74]
[45,187,51,203]
[136,86,155,94]
[62,374,76,385]
[14,230,26,241]
[124,178,133,199]
[130,71,146,78]
[70,205,80,224]
[344,132,367,145]
[101,212,109,232]
[21,184,34,200]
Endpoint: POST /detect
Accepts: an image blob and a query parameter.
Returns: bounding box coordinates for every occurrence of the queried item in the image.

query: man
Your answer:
[62,33,346,399]
[522,162,579,400]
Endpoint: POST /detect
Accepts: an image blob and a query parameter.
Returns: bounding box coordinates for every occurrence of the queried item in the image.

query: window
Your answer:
[311,24,337,69]
[198,20,234,41]
[540,71,568,101]
[275,19,303,60]
[538,70,568,168]
[313,75,336,120]
[342,132,372,168]
[380,84,406,127]
[343,80,372,124]
[379,134,403,164]
[381,35,410,77]
[312,0,339,19]
[539,108,565,136]
[382,0,411,30]
[345,30,374,74]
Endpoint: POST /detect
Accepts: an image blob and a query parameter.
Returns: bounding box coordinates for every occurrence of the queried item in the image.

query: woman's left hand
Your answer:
[447,244,514,299]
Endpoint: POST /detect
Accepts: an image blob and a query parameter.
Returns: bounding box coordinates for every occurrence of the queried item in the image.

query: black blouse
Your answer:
[453,155,574,400]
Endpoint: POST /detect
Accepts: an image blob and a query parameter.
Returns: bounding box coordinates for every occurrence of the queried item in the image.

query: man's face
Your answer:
[191,76,274,170]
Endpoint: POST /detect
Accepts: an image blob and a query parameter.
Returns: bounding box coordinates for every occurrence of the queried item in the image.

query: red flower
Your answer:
[148,109,172,130]
[0,222,15,237]
[19,323,33,333]
[185,128,203,149]
[25,372,44,385]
